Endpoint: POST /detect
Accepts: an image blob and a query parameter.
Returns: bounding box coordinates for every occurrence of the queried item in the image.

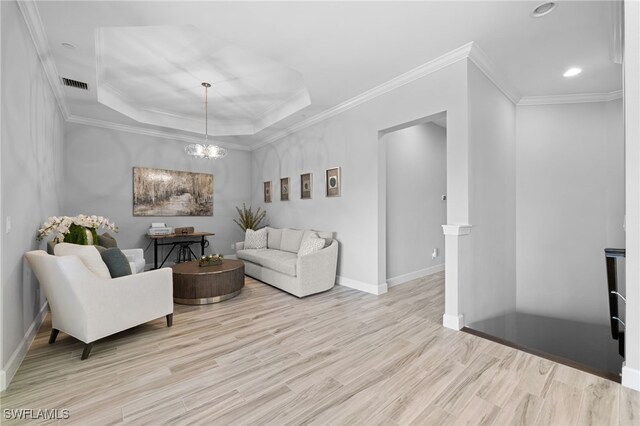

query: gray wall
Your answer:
[250,59,470,293]
[464,62,517,323]
[1,0,65,380]
[63,123,251,265]
[515,99,625,325]
[385,122,446,281]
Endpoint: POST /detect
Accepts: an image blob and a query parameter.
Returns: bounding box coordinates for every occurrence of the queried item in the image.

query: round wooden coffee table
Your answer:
[172,259,244,305]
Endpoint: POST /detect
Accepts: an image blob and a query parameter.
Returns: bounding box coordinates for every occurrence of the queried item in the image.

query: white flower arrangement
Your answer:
[36,214,118,242]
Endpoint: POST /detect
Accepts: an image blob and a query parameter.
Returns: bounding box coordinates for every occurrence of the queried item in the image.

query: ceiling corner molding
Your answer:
[467,43,521,104]
[254,42,475,150]
[518,90,623,106]
[17,0,70,119]
[66,115,251,152]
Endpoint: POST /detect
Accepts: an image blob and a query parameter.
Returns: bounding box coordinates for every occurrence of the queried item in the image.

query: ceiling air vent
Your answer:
[60,77,88,90]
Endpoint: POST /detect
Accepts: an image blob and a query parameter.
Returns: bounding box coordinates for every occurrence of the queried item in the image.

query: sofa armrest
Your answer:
[236,241,245,250]
[296,240,339,295]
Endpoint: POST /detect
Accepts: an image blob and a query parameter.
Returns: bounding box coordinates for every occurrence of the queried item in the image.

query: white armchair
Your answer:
[25,250,173,359]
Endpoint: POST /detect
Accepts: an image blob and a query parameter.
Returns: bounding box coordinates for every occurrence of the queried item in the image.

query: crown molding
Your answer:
[467,43,521,104]
[66,115,251,151]
[253,42,476,150]
[17,0,70,119]
[518,90,623,106]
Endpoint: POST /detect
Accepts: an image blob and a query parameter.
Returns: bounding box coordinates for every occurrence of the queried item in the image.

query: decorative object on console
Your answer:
[326,167,341,197]
[36,214,118,244]
[264,181,272,203]
[280,177,290,201]
[133,167,213,216]
[301,172,313,199]
[184,82,228,160]
[233,203,267,231]
[198,253,224,267]
[175,226,195,235]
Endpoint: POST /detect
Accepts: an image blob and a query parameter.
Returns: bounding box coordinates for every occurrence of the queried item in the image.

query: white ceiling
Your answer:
[32,0,622,148]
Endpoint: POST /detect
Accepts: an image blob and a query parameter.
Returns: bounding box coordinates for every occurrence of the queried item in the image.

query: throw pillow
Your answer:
[97,232,118,248]
[298,237,326,257]
[267,228,283,250]
[100,248,132,278]
[53,243,111,279]
[244,228,267,249]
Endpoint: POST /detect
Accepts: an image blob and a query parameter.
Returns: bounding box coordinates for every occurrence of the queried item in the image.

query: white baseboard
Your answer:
[0,302,49,391]
[442,313,464,330]
[622,364,640,391]
[336,276,388,295]
[387,264,445,287]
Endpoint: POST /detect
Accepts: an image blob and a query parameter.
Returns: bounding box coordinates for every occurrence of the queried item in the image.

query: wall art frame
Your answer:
[133,167,213,216]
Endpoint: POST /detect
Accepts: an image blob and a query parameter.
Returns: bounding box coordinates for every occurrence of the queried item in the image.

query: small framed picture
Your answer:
[280,177,290,201]
[264,181,272,203]
[301,173,313,199]
[326,167,341,197]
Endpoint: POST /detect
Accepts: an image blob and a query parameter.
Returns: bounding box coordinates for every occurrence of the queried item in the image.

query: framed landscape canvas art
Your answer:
[326,167,341,197]
[264,181,272,203]
[301,173,313,199]
[280,177,290,201]
[133,167,213,216]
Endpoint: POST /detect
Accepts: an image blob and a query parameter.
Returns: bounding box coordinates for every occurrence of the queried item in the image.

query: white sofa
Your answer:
[236,228,338,297]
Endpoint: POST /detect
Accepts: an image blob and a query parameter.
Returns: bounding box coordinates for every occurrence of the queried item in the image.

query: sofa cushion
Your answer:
[99,248,132,278]
[54,243,111,279]
[267,228,283,250]
[298,238,326,257]
[244,228,267,249]
[260,250,298,277]
[236,248,269,265]
[280,229,305,253]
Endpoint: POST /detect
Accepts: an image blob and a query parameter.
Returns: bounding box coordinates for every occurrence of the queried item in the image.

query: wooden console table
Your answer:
[147,232,215,269]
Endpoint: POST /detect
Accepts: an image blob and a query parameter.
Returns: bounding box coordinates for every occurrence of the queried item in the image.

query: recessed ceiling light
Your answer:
[563,67,582,77]
[61,42,76,49]
[531,2,557,18]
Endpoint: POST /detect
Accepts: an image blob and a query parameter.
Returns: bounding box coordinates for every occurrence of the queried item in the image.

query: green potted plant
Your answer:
[233,203,267,231]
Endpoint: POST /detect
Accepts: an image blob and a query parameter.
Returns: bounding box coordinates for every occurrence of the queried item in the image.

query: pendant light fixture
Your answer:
[185,82,227,159]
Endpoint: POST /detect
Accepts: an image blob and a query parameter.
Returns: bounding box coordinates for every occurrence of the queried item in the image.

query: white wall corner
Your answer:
[467,43,521,104]
[0,302,49,392]
[442,224,473,236]
[622,364,640,391]
[336,276,388,295]
[442,313,464,330]
[387,264,445,287]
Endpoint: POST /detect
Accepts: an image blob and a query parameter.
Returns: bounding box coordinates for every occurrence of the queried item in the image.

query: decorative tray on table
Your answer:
[198,254,224,267]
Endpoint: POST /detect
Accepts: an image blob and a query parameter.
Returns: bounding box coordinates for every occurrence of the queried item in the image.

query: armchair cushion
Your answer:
[54,243,111,279]
[99,248,132,278]
[97,232,118,248]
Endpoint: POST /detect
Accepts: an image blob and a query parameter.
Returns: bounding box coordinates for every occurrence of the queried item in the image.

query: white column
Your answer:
[442,224,472,330]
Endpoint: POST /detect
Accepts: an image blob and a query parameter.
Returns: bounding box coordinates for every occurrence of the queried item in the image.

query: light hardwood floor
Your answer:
[1,272,639,425]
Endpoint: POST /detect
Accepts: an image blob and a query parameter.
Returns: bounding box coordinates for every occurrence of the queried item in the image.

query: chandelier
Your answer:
[185,82,227,159]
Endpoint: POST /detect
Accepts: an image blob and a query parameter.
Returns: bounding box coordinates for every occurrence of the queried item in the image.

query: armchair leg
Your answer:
[166,313,173,327]
[81,343,94,360]
[49,329,59,344]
